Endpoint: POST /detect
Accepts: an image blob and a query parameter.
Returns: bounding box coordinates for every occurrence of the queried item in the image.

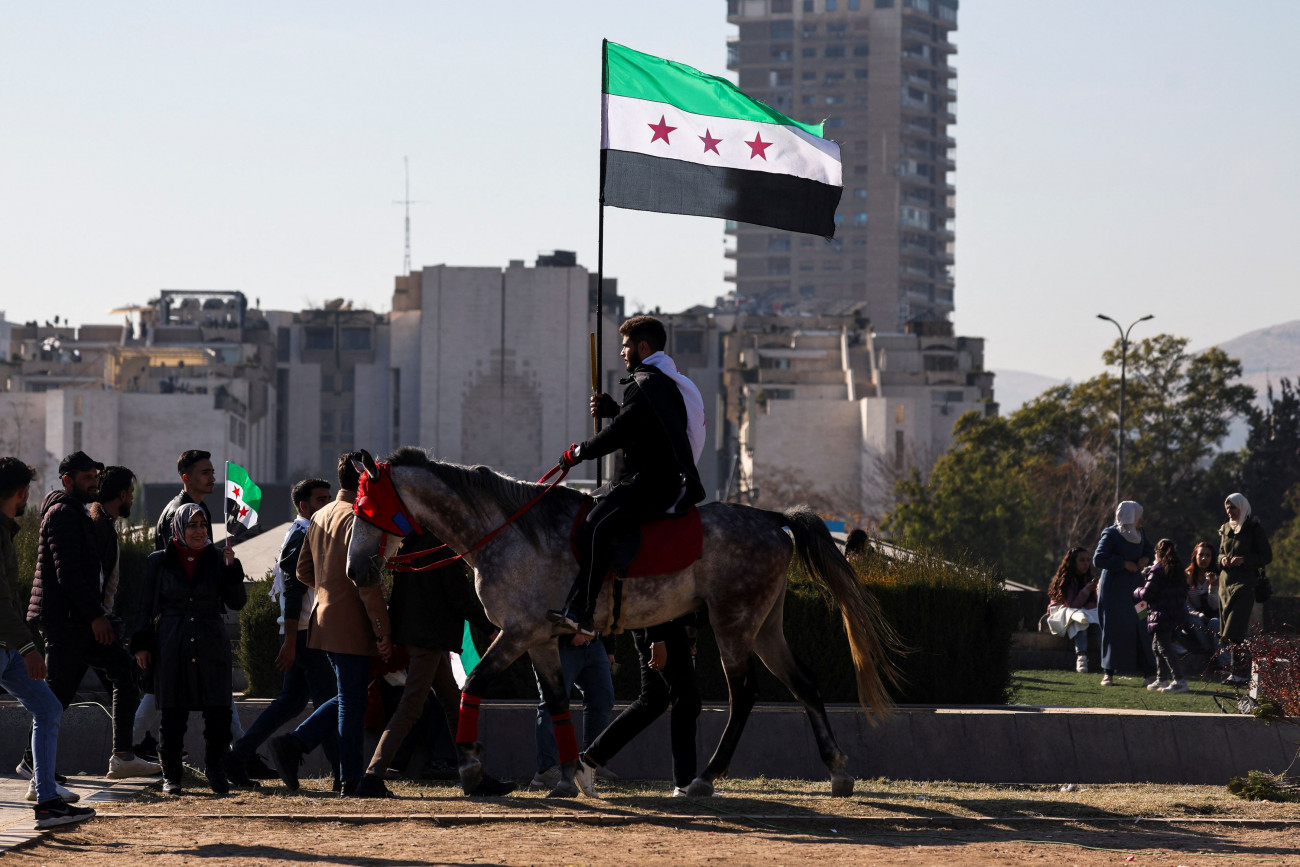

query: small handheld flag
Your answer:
[225,461,262,539]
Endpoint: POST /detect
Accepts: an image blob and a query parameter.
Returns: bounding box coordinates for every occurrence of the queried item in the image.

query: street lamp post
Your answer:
[1097,313,1154,505]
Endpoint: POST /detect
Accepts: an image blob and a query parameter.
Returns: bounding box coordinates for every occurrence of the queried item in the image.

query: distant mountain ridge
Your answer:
[1211,319,1300,403]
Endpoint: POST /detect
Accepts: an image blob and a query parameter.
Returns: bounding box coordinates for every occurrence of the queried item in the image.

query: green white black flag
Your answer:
[225,461,261,538]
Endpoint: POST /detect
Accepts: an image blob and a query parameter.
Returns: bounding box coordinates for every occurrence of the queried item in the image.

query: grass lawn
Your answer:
[1010,669,1241,713]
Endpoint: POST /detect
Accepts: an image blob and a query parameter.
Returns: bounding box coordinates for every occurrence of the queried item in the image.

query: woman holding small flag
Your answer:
[132,503,247,795]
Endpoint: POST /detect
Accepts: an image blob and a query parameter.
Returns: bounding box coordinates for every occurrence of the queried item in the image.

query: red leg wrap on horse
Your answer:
[457,692,482,744]
[551,712,579,763]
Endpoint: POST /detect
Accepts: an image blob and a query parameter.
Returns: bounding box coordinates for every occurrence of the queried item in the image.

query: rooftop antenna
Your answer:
[394,156,427,275]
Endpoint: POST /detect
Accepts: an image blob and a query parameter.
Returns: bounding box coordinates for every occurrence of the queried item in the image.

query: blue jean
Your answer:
[1072,630,1089,655]
[231,631,339,771]
[290,650,370,783]
[533,639,614,773]
[1,649,63,803]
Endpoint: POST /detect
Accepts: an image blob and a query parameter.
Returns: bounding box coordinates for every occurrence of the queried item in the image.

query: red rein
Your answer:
[361,463,570,574]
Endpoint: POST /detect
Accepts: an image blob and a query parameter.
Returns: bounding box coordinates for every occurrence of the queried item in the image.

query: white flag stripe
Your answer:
[601,93,842,186]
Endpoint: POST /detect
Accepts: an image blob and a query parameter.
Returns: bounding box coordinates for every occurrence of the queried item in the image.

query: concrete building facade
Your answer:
[724,0,958,329]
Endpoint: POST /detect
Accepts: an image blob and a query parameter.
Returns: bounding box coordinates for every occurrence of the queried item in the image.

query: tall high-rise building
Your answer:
[725,0,958,332]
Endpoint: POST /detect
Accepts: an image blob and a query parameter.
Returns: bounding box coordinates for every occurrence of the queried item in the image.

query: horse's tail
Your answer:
[781,505,900,722]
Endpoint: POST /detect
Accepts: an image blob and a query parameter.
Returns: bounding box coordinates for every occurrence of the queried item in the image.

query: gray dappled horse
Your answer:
[345,447,898,798]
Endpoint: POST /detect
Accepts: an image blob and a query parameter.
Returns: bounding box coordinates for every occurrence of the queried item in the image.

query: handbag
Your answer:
[1255,572,1273,603]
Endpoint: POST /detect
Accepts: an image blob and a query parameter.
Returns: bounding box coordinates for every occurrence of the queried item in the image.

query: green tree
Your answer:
[1239,378,1300,535]
[884,334,1254,587]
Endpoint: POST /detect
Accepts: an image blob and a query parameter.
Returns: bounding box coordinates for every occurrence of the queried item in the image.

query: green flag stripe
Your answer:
[604,41,824,138]
[227,462,262,510]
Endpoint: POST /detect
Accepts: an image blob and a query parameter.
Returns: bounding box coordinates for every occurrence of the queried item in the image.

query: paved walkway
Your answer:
[0,770,159,854]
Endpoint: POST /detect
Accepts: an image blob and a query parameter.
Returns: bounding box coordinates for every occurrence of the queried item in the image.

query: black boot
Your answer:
[160,747,184,792]
[225,750,258,788]
[205,743,230,795]
[268,734,305,791]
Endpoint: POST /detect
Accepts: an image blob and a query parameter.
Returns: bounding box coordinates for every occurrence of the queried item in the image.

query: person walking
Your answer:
[1093,501,1157,687]
[1218,493,1272,685]
[26,451,159,779]
[529,633,615,791]
[0,457,96,828]
[364,540,509,791]
[574,614,703,798]
[133,503,247,794]
[269,453,394,798]
[227,478,338,787]
[1134,539,1190,693]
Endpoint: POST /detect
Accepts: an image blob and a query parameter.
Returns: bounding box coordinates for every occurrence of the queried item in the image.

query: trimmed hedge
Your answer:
[237,573,284,698]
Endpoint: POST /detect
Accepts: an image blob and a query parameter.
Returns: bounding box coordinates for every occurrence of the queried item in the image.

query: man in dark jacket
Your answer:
[90,466,135,625]
[364,539,500,784]
[27,451,159,780]
[0,457,96,827]
[549,315,706,635]
[154,449,215,550]
[227,478,337,787]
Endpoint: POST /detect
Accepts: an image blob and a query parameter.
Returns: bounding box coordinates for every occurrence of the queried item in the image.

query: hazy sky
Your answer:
[2,1,1297,381]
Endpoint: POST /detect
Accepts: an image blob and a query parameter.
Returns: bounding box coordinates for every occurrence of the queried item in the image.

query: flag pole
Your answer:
[595,38,608,489]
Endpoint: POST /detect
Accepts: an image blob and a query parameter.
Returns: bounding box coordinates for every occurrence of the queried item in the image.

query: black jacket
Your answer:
[581,364,705,510]
[387,536,495,653]
[132,543,246,709]
[154,490,213,552]
[279,523,311,626]
[27,490,104,629]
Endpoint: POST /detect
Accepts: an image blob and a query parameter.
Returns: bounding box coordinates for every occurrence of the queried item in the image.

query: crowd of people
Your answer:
[1047,496,1272,691]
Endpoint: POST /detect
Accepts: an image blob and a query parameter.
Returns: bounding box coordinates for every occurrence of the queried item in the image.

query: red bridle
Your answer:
[353,461,571,573]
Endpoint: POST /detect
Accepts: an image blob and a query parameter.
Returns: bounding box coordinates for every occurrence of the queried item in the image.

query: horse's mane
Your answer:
[384,446,581,546]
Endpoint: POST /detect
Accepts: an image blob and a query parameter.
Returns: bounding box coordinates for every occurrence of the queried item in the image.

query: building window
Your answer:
[895,429,906,470]
[770,69,793,86]
[341,327,371,351]
[802,24,817,38]
[848,0,860,8]
[802,94,816,105]
[229,416,239,444]
[767,257,791,276]
[674,332,704,355]
[854,164,867,175]
[854,44,870,56]
[772,0,793,11]
[825,94,846,105]
[827,22,846,35]
[826,0,837,11]
[768,235,791,251]
[340,410,355,442]
[876,0,894,7]
[852,212,868,226]
[825,45,845,58]
[854,188,867,198]
[73,396,83,415]
[276,327,291,362]
[391,368,401,449]
[802,47,817,58]
[924,354,958,372]
[825,117,845,128]
[304,327,333,350]
[799,285,816,298]
[770,20,794,39]
[895,404,905,425]
[72,421,82,453]
[802,70,817,82]
[342,368,355,392]
[771,46,793,62]
[321,373,335,392]
[855,68,870,80]
[824,71,845,85]
[803,0,814,10]
[321,410,334,441]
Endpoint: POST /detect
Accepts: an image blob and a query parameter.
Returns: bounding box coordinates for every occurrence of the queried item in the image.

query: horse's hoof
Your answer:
[830,773,855,798]
[546,779,579,798]
[685,778,714,798]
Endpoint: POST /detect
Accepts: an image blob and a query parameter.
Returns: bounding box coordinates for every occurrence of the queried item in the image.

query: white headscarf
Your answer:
[1225,492,1251,532]
[1115,501,1143,544]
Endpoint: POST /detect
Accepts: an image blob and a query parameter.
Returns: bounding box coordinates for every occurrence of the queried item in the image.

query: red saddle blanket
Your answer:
[569,501,704,578]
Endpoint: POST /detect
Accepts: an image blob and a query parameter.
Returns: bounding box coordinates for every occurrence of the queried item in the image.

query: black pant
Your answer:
[586,623,701,788]
[1151,628,1184,683]
[42,623,140,754]
[160,705,233,783]
[569,477,681,619]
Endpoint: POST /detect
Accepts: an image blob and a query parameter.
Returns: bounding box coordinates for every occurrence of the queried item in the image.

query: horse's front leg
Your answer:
[689,617,760,797]
[527,644,583,798]
[455,629,532,797]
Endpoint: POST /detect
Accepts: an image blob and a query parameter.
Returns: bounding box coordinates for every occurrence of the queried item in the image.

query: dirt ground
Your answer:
[11,778,1300,865]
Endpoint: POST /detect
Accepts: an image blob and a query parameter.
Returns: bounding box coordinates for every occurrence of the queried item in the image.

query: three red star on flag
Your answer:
[646,116,774,160]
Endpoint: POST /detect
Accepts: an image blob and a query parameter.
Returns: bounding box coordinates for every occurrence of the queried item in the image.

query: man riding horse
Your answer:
[547,315,706,636]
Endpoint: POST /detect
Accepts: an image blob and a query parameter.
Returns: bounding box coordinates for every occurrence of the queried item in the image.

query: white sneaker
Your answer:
[25,778,80,803]
[528,766,561,790]
[572,755,599,798]
[1160,680,1189,693]
[1099,674,1113,686]
[672,786,724,798]
[106,753,162,779]
[1145,679,1168,691]
[1075,654,1088,673]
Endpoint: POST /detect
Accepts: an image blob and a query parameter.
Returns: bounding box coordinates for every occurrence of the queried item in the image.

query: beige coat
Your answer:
[298,491,390,656]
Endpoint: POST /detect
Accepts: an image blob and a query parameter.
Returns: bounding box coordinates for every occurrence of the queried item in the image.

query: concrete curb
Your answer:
[2,699,1296,786]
